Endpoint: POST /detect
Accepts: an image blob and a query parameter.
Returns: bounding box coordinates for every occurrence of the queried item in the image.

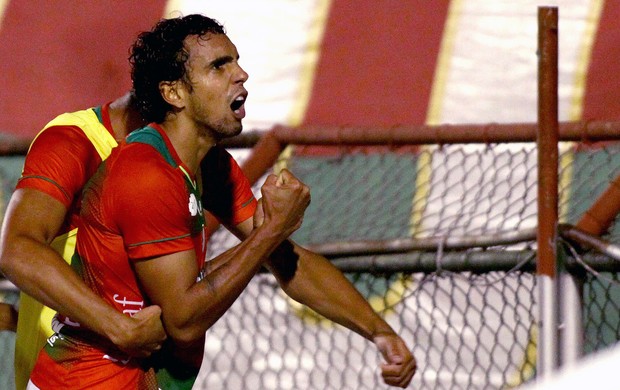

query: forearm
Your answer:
[0,189,165,356]
[267,242,395,340]
[151,224,289,346]
[155,169,312,345]
[267,244,417,387]
[0,235,135,344]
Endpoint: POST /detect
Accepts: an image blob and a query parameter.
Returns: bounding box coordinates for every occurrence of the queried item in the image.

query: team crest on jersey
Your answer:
[188,193,201,216]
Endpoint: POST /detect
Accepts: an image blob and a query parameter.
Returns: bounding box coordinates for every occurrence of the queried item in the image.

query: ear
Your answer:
[159,80,185,109]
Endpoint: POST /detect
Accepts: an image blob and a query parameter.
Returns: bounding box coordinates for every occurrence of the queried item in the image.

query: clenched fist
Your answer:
[257,169,310,239]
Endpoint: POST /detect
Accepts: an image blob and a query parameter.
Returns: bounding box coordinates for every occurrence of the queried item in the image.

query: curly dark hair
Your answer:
[129,14,226,123]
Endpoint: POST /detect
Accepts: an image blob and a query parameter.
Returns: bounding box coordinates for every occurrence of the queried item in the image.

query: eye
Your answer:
[212,57,232,70]
[212,60,226,70]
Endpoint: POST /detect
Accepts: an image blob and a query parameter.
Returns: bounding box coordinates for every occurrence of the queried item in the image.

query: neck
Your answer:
[108,92,146,141]
[158,117,216,174]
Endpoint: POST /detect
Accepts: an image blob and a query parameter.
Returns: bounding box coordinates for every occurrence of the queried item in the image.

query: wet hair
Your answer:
[129,14,226,123]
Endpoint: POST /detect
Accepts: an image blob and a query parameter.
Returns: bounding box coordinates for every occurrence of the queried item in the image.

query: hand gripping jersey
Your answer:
[14,105,118,390]
[29,124,256,389]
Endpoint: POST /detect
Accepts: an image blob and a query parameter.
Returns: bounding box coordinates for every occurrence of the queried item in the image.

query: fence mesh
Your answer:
[193,137,620,390]
[1,133,620,389]
[193,269,536,390]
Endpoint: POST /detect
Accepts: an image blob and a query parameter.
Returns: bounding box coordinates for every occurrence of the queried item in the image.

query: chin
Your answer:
[224,128,242,139]
[214,124,243,141]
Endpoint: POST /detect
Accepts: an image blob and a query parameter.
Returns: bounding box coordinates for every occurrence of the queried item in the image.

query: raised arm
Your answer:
[134,170,310,347]
[0,188,166,357]
[232,194,417,388]
[267,242,416,387]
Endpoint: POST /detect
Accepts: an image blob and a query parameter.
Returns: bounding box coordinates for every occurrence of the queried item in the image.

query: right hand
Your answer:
[114,305,167,357]
[259,169,310,238]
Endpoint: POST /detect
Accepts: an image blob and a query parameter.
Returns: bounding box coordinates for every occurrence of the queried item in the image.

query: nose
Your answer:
[235,64,249,84]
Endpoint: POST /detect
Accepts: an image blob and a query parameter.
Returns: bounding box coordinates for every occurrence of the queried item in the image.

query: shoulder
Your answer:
[101,142,183,206]
[18,124,101,205]
[29,124,92,152]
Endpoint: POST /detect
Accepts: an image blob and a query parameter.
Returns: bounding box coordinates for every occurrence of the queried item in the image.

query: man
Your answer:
[33,14,415,389]
[0,93,167,390]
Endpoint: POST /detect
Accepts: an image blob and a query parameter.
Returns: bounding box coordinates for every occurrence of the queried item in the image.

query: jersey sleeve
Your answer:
[16,125,102,208]
[200,146,257,226]
[103,145,195,261]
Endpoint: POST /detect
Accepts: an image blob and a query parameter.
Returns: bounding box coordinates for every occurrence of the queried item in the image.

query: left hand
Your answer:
[374,332,417,388]
[112,304,167,358]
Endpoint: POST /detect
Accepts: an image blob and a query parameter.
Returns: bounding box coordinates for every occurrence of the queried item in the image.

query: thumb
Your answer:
[264,174,278,186]
[136,305,162,318]
[276,169,290,186]
[253,198,265,228]
[277,168,299,186]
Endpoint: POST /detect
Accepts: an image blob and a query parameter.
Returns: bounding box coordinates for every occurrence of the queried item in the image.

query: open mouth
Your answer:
[230,95,245,112]
[230,94,247,120]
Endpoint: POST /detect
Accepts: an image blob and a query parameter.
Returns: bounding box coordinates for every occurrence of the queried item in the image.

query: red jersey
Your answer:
[16,104,117,233]
[14,104,119,390]
[30,124,256,389]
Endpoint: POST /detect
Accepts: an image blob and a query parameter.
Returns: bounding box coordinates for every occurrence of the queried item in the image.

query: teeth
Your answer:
[231,95,245,111]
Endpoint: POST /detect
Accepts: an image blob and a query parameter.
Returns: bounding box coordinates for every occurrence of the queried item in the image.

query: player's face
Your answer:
[183,33,249,140]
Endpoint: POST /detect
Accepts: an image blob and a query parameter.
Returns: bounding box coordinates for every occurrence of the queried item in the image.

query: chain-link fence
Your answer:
[190,129,620,389]
[191,267,536,390]
[1,125,620,389]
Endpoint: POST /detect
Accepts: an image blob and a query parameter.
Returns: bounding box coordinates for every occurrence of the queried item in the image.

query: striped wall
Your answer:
[0,1,616,139]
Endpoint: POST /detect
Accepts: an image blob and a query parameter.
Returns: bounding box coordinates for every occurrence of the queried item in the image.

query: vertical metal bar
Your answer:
[558,247,584,367]
[537,5,560,379]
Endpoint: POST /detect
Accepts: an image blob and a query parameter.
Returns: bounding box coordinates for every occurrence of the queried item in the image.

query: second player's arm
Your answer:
[0,188,166,356]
